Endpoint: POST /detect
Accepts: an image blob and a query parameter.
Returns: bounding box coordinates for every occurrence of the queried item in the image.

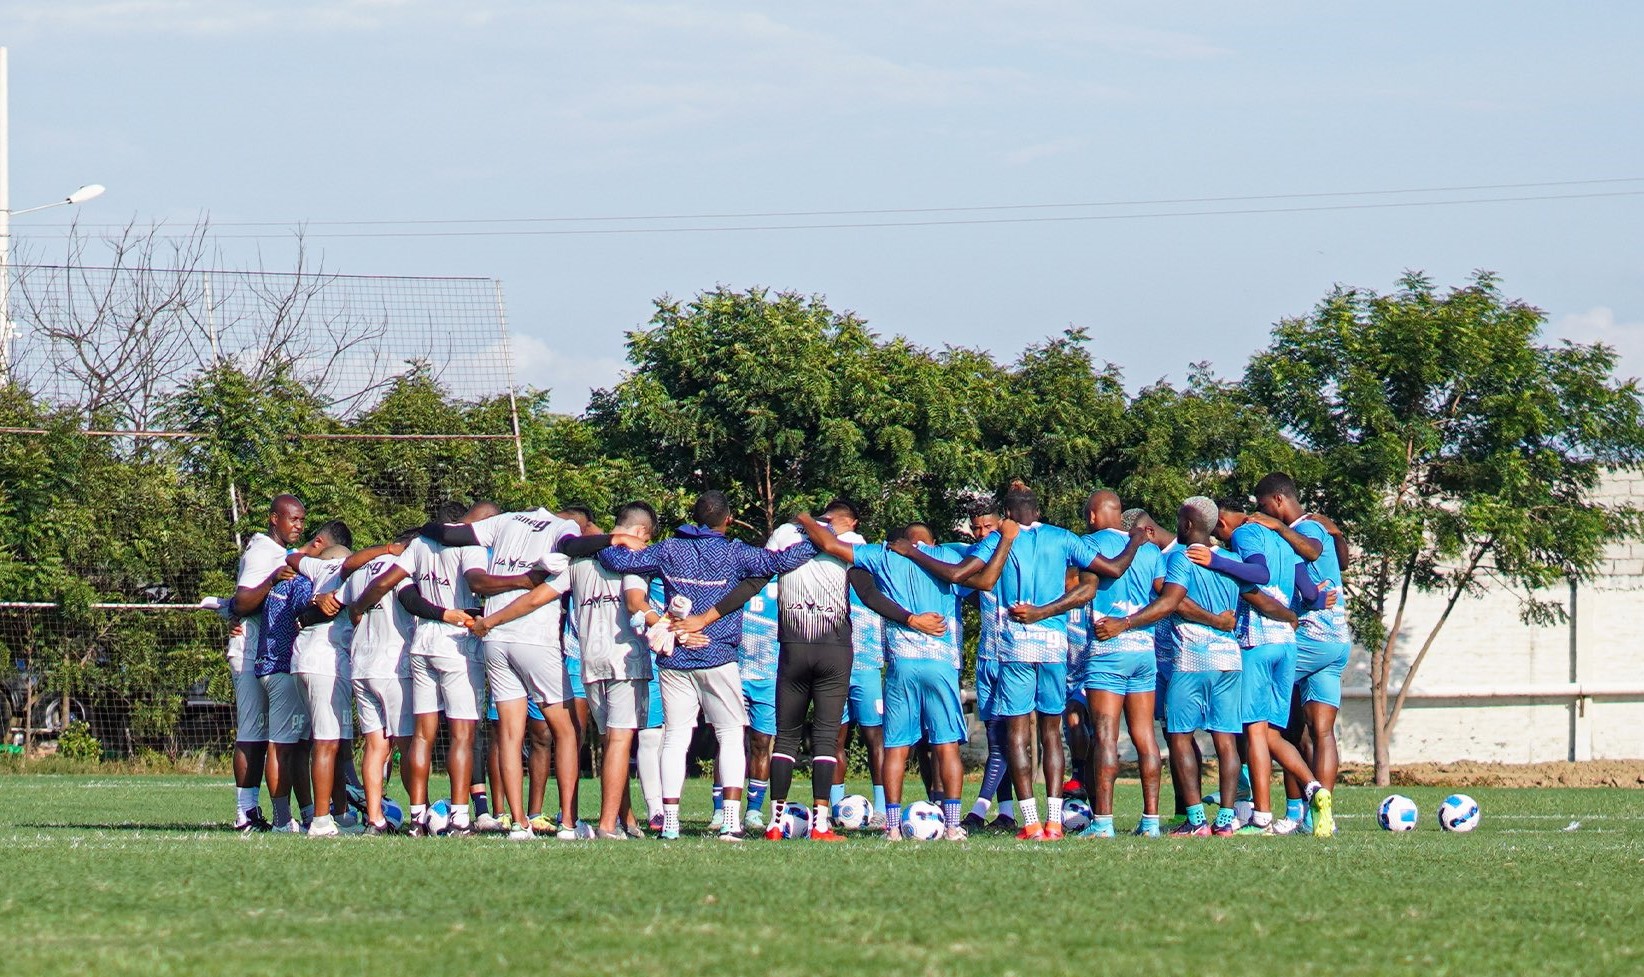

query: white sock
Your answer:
[770,799,786,827]
[410,803,427,824]
[724,799,742,833]
[1252,810,1273,827]
[450,803,470,828]
[1047,797,1063,826]
[969,798,992,819]
[311,814,334,828]
[236,787,259,816]
[1018,798,1040,825]
[663,803,680,835]
[813,803,830,834]
[1305,780,1322,801]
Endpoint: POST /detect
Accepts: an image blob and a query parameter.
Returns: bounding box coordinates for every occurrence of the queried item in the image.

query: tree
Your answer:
[1244,271,1644,784]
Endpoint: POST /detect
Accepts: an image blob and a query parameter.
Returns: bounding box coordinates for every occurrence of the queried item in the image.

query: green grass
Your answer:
[1,775,1641,977]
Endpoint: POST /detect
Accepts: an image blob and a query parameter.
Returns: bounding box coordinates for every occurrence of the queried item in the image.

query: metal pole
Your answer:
[493,279,527,480]
[1,47,12,380]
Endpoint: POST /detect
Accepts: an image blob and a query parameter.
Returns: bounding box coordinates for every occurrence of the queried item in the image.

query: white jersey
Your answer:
[566,558,651,682]
[291,557,349,677]
[344,553,413,680]
[231,533,287,667]
[469,509,580,646]
[395,537,486,660]
[766,523,858,646]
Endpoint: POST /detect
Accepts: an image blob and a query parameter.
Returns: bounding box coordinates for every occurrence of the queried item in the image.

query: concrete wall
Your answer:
[1336,471,1644,764]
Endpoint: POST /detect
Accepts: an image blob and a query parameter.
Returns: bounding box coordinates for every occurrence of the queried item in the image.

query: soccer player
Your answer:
[834,546,892,828]
[424,505,583,839]
[596,490,816,841]
[344,531,417,835]
[955,504,1016,832]
[1122,506,1197,824]
[349,501,490,836]
[286,528,364,837]
[733,578,780,831]
[227,494,307,831]
[899,484,1145,840]
[628,579,670,832]
[1093,497,1246,836]
[797,513,1014,842]
[1077,491,1167,837]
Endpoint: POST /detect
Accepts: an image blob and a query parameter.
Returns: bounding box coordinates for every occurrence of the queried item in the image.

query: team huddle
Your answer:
[218,471,1351,842]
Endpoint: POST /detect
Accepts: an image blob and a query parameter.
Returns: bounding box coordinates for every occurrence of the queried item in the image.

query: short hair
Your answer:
[615,501,658,531]
[1002,486,1038,520]
[1216,495,1249,514]
[314,519,353,550]
[560,505,596,524]
[967,498,1001,521]
[432,500,468,523]
[319,544,351,560]
[822,498,859,521]
[393,527,423,546]
[1253,472,1300,502]
[1183,496,1219,534]
[692,491,731,527]
[888,522,930,544]
[1120,507,1149,531]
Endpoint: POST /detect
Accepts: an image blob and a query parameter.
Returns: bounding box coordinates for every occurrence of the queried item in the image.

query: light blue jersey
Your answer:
[968,524,1101,662]
[738,580,781,683]
[1087,529,1164,657]
[937,541,971,648]
[1292,519,1350,644]
[1230,522,1300,648]
[1163,548,1247,672]
[847,586,887,671]
[853,543,969,669]
[962,537,1005,661]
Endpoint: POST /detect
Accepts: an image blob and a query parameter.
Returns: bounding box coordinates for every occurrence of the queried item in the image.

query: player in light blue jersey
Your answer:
[835,563,889,825]
[1094,497,1250,836]
[954,505,1019,831]
[735,579,781,830]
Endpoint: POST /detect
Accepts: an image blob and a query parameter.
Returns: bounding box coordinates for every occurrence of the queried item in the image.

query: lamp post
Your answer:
[0,46,108,379]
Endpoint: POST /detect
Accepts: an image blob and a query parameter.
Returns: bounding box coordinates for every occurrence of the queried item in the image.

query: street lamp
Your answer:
[0,46,108,378]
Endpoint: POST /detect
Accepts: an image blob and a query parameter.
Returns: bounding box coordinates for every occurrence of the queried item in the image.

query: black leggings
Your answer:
[769,642,853,804]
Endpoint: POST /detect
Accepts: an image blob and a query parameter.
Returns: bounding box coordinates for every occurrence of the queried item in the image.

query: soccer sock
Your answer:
[1214,807,1236,829]
[311,814,334,830]
[662,803,680,836]
[1092,815,1114,835]
[771,798,787,828]
[410,803,426,827]
[872,785,887,815]
[723,799,742,834]
[1139,815,1159,833]
[747,779,769,815]
[942,799,961,831]
[969,797,993,819]
[979,719,1009,800]
[1238,764,1252,800]
[813,803,831,834]
[885,803,902,835]
[450,803,470,828]
[1252,810,1273,828]
[236,787,260,815]
[300,804,315,824]
[1304,780,1322,802]
[1186,803,1207,827]
[712,784,724,812]
[997,800,1016,820]
[1047,797,1064,826]
[1018,798,1040,825]
[273,797,292,826]
[1286,798,1306,821]
[470,789,489,818]
[810,757,837,808]
[830,783,846,809]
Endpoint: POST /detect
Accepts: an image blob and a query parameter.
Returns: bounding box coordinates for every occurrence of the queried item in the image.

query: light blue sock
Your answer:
[942,799,962,830]
[747,779,767,814]
[1186,803,1206,826]
[1237,764,1252,800]
[1214,807,1236,828]
[885,803,902,835]
[1286,798,1306,822]
[712,785,723,812]
[872,785,887,813]
[1140,814,1160,833]
[829,783,846,808]
[1091,815,1114,836]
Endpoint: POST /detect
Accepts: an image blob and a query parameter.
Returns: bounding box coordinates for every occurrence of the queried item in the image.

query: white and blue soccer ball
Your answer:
[1438,793,1481,833]
[780,804,812,839]
[1061,799,1094,833]
[381,797,405,830]
[835,794,871,831]
[904,801,945,841]
[1377,794,1420,832]
[426,798,451,835]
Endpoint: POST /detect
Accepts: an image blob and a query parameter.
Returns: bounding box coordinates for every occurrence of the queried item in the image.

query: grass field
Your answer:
[2,775,1641,977]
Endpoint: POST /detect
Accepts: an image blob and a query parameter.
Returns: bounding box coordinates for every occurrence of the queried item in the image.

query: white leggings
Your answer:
[660,721,746,799]
[636,727,664,819]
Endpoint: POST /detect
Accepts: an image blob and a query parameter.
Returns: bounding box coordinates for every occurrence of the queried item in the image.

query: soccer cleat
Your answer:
[272,820,305,835]
[1268,818,1301,836]
[1132,821,1161,839]
[1040,823,1065,841]
[708,809,726,831]
[1310,788,1335,838]
[960,813,987,831]
[235,807,273,834]
[884,828,905,842]
[624,821,646,839]
[866,811,887,830]
[1164,815,1189,832]
[1015,822,1045,841]
[658,826,680,841]
[1062,779,1088,802]
[306,817,340,838]
[943,826,969,842]
[440,823,474,838]
[594,827,629,840]
[987,815,1018,833]
[764,825,785,842]
[1077,821,1115,839]
[717,828,745,843]
[473,813,504,833]
[810,828,848,843]
[497,814,514,832]
[648,813,665,833]
[554,819,580,841]
[1170,820,1211,838]
[528,814,554,833]
[507,824,535,841]
[1234,823,1269,836]
[1211,821,1237,837]
[744,808,766,830]
[363,821,395,836]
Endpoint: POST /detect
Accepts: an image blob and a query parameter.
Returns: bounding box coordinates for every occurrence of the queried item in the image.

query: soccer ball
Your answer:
[1438,794,1481,833]
[426,798,451,835]
[381,797,405,830]
[835,794,871,830]
[780,804,812,839]
[1061,799,1094,832]
[1377,794,1420,831]
[904,801,945,841]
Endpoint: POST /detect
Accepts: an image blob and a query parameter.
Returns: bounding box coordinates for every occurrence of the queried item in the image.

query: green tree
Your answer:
[1245,271,1644,784]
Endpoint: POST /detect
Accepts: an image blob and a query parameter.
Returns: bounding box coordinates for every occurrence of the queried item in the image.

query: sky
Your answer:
[6,1,1643,413]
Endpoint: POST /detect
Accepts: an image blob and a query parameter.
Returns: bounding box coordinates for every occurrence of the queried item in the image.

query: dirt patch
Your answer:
[1338,760,1644,789]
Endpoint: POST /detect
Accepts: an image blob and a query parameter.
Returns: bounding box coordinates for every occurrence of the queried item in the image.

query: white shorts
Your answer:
[296,671,354,741]
[232,663,268,743]
[586,678,649,732]
[353,675,414,739]
[660,663,747,733]
[410,654,484,721]
[260,672,310,745]
[483,640,571,707]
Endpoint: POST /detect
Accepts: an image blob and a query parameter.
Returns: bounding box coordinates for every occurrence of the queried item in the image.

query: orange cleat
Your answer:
[810,828,848,843]
[1015,822,1045,841]
[764,825,785,841]
[1040,823,1065,841]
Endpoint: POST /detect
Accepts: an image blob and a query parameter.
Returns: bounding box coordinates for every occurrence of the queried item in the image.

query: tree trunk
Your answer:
[1372,561,1416,787]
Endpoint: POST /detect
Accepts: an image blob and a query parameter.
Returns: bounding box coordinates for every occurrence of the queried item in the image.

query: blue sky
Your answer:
[7,1,1643,412]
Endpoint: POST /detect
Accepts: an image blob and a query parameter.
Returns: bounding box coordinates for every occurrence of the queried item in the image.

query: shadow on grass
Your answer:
[19,821,241,832]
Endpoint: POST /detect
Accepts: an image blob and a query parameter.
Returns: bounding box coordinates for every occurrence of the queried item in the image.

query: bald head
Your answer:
[1085,490,1122,532]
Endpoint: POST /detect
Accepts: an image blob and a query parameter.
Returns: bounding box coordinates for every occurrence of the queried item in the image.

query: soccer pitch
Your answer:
[2,776,1640,977]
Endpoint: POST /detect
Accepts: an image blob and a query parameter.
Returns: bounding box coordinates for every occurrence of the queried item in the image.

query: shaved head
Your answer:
[1086,490,1122,531]
[465,502,501,523]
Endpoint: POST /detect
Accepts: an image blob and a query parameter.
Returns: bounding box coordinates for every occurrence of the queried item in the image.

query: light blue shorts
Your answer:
[486,697,544,723]
[883,659,966,749]
[1239,643,1296,727]
[743,677,777,737]
[566,654,586,700]
[993,661,1067,717]
[1165,669,1242,735]
[842,667,884,728]
[975,658,1002,722]
[644,675,664,731]
[1294,639,1350,709]
[1082,651,1158,697]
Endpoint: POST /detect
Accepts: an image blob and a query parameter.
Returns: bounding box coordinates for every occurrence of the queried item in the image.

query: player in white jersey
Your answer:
[287,537,363,837]
[344,532,419,834]
[348,502,491,836]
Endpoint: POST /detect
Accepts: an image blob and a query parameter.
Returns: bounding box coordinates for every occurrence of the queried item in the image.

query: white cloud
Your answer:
[502,333,624,413]
[1553,306,1644,381]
